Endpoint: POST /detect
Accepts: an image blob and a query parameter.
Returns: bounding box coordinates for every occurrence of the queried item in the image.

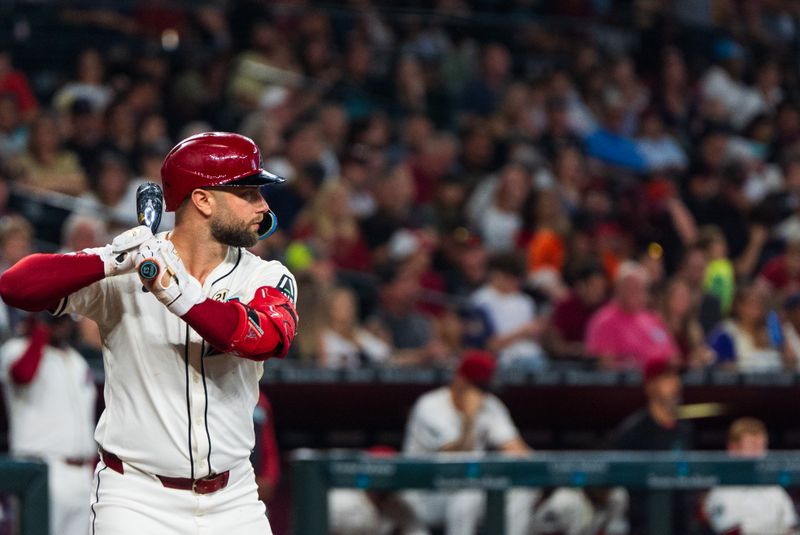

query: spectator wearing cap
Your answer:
[703,418,798,535]
[585,261,679,370]
[402,350,537,535]
[470,252,546,371]
[0,52,38,123]
[544,264,608,360]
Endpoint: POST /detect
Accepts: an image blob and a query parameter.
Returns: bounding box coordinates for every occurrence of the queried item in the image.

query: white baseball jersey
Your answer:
[0,338,96,459]
[704,486,799,535]
[53,239,297,479]
[530,488,629,535]
[403,386,519,454]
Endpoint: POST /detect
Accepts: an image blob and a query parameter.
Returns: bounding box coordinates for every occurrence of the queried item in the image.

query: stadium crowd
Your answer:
[1,0,800,377]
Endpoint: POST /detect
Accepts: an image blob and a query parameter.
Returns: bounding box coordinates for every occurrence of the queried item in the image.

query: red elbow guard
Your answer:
[226,286,298,360]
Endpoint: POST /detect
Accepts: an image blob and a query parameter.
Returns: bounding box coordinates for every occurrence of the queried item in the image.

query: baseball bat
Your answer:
[136,182,164,282]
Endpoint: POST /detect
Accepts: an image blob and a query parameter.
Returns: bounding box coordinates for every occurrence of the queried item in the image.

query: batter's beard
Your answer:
[210,217,259,248]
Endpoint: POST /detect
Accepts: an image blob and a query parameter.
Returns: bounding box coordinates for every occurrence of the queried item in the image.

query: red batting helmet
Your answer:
[161,132,284,212]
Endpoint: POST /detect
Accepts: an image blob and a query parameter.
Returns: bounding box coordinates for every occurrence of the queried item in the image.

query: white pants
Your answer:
[47,458,93,535]
[403,488,538,535]
[89,458,272,535]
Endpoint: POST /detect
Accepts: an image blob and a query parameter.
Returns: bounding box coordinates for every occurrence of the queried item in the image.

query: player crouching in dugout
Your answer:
[401,350,539,535]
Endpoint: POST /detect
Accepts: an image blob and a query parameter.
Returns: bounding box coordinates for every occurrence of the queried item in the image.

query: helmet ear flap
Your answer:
[257,210,278,240]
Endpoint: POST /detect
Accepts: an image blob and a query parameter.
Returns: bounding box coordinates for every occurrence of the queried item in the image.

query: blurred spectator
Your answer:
[369,263,448,367]
[293,180,372,272]
[52,49,113,115]
[538,97,584,160]
[402,350,537,535]
[707,285,789,372]
[757,237,800,298]
[698,225,736,315]
[675,244,723,335]
[523,188,571,302]
[0,52,37,123]
[80,152,134,228]
[458,43,511,119]
[0,314,96,535]
[468,162,532,253]
[470,252,546,370]
[658,277,715,370]
[700,39,767,131]
[318,286,391,369]
[702,418,798,535]
[361,163,422,255]
[782,292,800,370]
[0,93,28,162]
[15,113,88,197]
[636,112,688,172]
[0,215,34,339]
[585,261,679,369]
[329,447,427,535]
[544,264,608,360]
[530,487,629,535]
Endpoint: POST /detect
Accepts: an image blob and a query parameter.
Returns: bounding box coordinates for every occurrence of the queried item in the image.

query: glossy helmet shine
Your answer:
[161,132,284,238]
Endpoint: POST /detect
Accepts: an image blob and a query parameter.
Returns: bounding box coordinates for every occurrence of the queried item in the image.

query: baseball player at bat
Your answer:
[0,132,298,535]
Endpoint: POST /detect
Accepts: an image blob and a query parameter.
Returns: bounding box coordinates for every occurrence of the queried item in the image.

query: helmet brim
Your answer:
[228,169,286,186]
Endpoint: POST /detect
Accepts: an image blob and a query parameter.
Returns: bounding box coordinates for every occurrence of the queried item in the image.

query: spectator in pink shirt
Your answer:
[585,261,679,369]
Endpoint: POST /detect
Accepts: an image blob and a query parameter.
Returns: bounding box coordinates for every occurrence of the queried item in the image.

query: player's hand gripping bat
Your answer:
[135,182,164,283]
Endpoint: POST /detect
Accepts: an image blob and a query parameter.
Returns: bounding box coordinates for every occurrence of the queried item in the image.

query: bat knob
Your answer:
[138,260,159,281]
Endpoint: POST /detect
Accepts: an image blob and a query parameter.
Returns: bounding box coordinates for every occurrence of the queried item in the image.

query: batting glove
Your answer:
[136,239,205,316]
[81,225,154,277]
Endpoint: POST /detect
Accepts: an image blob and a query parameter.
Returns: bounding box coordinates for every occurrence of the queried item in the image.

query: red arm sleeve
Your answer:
[9,324,49,385]
[182,286,297,361]
[0,254,105,312]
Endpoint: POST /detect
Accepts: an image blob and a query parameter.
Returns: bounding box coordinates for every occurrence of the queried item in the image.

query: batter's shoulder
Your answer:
[239,250,298,303]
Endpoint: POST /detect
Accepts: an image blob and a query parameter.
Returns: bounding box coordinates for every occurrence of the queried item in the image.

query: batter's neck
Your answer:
[168,227,228,286]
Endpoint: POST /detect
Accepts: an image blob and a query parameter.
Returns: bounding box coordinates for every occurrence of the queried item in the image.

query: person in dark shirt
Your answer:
[610,358,693,451]
[608,358,693,534]
[544,264,608,359]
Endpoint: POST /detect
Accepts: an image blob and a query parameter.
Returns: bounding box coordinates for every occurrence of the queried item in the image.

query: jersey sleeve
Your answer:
[484,396,520,447]
[405,398,459,453]
[704,489,738,533]
[52,278,113,325]
[245,260,298,306]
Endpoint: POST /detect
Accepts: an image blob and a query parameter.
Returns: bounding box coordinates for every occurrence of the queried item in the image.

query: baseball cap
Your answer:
[457,350,497,391]
[643,358,679,383]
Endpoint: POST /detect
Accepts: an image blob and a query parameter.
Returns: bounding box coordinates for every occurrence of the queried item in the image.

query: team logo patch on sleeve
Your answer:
[276,275,296,303]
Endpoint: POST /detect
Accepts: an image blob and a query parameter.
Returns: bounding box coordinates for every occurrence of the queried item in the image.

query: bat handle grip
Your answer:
[138,259,159,281]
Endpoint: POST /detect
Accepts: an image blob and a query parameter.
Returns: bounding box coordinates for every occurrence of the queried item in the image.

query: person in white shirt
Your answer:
[470,252,546,370]
[530,487,629,535]
[703,418,799,535]
[318,286,390,368]
[0,132,298,535]
[0,314,97,535]
[402,350,538,535]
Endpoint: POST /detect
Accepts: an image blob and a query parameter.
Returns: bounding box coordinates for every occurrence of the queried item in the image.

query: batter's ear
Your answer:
[189,188,215,217]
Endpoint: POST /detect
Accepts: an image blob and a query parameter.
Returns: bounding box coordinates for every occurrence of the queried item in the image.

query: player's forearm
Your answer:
[0,253,105,312]
[182,298,283,360]
[9,328,48,385]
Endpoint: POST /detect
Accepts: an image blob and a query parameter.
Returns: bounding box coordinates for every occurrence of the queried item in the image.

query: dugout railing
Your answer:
[292,450,800,535]
[0,458,48,535]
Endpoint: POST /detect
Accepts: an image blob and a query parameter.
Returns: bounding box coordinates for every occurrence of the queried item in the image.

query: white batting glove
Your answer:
[135,239,205,316]
[81,225,154,277]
